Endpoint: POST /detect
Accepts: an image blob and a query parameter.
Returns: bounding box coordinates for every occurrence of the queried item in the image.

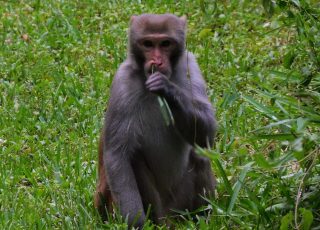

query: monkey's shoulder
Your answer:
[109,63,144,99]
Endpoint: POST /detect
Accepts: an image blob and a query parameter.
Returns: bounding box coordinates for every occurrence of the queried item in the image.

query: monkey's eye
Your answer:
[160,40,171,48]
[142,40,154,48]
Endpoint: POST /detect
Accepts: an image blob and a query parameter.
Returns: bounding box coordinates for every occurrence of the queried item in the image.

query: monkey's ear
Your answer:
[180,15,187,27]
[130,15,137,24]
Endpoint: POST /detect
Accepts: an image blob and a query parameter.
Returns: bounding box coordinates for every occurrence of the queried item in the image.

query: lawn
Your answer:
[0,0,319,229]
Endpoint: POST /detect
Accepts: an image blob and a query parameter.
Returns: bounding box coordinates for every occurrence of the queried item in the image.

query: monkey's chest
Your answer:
[140,99,182,152]
[138,101,190,184]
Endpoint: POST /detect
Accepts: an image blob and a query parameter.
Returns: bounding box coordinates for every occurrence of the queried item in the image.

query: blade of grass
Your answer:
[241,95,279,121]
[250,119,295,133]
[227,162,253,214]
[251,133,296,141]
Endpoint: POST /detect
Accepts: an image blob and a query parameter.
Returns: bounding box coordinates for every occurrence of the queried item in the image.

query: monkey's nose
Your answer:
[150,59,162,70]
[154,59,163,67]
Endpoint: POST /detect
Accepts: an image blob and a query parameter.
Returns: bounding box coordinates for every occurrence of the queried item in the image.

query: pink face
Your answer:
[138,34,176,78]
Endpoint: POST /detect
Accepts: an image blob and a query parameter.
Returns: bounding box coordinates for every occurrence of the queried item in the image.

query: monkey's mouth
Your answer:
[151,63,157,74]
[145,64,170,79]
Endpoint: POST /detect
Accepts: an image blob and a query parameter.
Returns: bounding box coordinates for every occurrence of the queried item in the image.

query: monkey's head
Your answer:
[129,14,186,78]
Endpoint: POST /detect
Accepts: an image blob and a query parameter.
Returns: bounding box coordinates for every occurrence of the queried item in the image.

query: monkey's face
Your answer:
[129,14,186,79]
[138,35,176,78]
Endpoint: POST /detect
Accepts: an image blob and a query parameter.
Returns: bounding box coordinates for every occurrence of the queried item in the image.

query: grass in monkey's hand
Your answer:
[151,64,175,127]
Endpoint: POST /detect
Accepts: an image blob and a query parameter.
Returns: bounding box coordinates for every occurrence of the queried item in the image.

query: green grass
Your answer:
[1,0,319,229]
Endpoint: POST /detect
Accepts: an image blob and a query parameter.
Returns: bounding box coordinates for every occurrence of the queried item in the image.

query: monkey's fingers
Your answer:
[148,85,164,93]
[146,77,161,85]
[146,72,166,82]
[146,78,165,90]
[147,84,167,96]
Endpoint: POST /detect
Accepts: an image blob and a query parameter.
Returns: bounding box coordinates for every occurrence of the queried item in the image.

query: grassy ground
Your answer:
[1,0,319,229]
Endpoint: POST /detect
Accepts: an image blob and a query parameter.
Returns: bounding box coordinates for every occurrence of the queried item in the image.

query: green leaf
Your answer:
[293,151,304,161]
[253,153,272,169]
[300,208,313,230]
[252,133,296,141]
[227,162,253,214]
[300,73,313,87]
[242,95,279,121]
[255,89,320,121]
[238,146,248,156]
[199,0,206,13]
[283,50,296,69]
[212,155,233,195]
[296,117,308,132]
[291,0,301,8]
[269,70,301,83]
[262,0,275,17]
[199,28,213,39]
[251,119,295,133]
[245,186,271,222]
[280,211,293,230]
[157,97,174,126]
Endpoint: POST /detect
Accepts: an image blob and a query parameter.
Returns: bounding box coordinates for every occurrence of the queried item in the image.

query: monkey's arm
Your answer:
[103,77,146,227]
[146,72,216,148]
[104,148,145,227]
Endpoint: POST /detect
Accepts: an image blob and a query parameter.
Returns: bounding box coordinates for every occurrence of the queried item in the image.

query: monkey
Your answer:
[94,14,217,228]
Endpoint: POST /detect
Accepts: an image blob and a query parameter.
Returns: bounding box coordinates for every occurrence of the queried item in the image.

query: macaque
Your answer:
[95,14,217,228]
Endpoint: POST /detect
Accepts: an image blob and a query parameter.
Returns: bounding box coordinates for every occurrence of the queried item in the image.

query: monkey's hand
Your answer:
[145,72,173,97]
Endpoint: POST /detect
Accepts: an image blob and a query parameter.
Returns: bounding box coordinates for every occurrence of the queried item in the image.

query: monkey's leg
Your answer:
[189,150,216,210]
[95,139,114,221]
[95,167,113,221]
[95,140,114,222]
[131,155,165,225]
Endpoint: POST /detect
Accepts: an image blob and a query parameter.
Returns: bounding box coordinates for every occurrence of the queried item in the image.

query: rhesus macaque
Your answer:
[95,14,217,228]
